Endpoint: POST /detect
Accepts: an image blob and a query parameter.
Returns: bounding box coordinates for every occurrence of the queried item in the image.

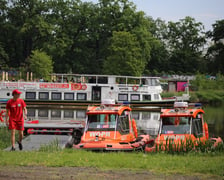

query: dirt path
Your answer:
[0,166,218,180]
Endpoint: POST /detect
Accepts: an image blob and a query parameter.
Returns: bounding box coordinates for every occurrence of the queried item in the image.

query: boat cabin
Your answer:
[0,74,163,103]
[157,102,208,144]
[73,99,151,151]
[82,99,136,142]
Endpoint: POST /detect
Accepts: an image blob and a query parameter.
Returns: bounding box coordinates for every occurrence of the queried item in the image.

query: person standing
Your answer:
[5,89,27,151]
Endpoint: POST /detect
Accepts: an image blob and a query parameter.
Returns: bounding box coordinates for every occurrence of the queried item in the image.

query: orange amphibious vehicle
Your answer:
[73,100,151,151]
[145,102,223,152]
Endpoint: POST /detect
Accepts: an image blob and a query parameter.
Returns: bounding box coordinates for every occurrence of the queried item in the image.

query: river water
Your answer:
[26,105,224,139]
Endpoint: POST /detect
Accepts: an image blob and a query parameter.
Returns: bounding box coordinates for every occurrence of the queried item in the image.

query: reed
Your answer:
[39,139,62,152]
[155,137,224,154]
[0,126,19,149]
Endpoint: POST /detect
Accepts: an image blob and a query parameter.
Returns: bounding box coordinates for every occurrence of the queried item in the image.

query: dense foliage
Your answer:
[0,0,223,77]
[28,50,53,80]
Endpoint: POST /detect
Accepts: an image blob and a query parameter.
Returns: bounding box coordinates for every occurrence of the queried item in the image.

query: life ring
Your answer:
[0,110,6,122]
[132,85,138,91]
[81,84,87,90]
[72,83,81,90]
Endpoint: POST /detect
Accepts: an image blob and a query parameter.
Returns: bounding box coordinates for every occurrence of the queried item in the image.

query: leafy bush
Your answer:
[28,50,53,81]
[189,74,224,105]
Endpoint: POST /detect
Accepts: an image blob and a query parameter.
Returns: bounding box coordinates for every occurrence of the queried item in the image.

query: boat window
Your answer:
[192,116,203,137]
[127,78,140,84]
[87,114,117,130]
[141,78,146,85]
[97,77,108,84]
[64,110,74,118]
[64,93,74,100]
[143,95,151,101]
[132,112,140,120]
[131,94,140,101]
[147,79,160,86]
[52,92,62,100]
[26,92,36,100]
[161,117,191,134]
[117,114,130,134]
[77,93,87,100]
[76,110,86,119]
[38,109,48,117]
[27,109,35,117]
[39,92,49,100]
[118,94,128,101]
[88,77,96,83]
[51,110,61,118]
[154,94,160,100]
[153,114,160,120]
[142,112,151,120]
[116,77,126,84]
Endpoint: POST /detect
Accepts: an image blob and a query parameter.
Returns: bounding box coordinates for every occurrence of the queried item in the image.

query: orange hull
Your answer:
[145,135,223,152]
[74,134,150,151]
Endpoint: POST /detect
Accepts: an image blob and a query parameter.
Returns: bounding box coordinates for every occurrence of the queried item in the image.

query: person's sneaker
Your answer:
[17,141,23,150]
[10,147,16,151]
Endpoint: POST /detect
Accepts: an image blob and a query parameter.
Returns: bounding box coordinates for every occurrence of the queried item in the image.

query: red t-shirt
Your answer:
[6,98,26,122]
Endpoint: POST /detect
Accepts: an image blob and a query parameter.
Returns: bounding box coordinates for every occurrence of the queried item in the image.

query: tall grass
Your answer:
[0,126,20,149]
[153,137,224,154]
[0,126,12,149]
[39,139,62,152]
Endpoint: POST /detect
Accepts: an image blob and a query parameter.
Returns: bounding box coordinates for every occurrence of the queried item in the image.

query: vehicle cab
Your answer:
[73,99,150,151]
[145,102,210,152]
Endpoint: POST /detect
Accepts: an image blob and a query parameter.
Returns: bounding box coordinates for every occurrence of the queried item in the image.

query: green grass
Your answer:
[0,150,223,178]
[39,139,62,152]
[191,90,224,105]
[0,126,13,149]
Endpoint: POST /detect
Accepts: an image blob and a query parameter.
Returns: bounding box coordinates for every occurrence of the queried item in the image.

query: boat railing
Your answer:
[0,80,162,90]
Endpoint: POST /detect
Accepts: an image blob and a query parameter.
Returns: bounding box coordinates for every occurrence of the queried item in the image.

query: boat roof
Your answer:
[161,108,204,118]
[87,105,132,115]
[51,73,160,79]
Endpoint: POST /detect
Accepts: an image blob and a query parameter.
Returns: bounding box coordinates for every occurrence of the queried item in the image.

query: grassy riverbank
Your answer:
[161,90,224,105]
[0,150,223,178]
[162,74,224,105]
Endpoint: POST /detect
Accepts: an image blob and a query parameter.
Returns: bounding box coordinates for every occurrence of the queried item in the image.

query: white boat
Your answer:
[133,111,160,136]
[0,74,172,105]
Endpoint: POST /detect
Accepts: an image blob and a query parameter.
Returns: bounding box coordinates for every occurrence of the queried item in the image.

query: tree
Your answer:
[0,0,218,75]
[145,18,169,74]
[103,31,144,76]
[165,17,206,73]
[28,50,53,80]
[206,20,224,74]
[0,43,8,69]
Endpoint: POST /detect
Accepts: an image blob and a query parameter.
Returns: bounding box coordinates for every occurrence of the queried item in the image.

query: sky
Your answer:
[83,0,224,31]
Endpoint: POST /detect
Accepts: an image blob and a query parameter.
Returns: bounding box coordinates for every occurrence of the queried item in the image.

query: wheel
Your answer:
[73,130,82,145]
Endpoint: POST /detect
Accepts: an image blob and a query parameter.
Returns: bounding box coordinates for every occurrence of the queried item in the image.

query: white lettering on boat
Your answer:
[89,131,111,137]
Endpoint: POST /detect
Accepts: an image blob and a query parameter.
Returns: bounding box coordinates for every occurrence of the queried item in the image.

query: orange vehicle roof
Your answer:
[87,105,132,115]
[161,108,204,118]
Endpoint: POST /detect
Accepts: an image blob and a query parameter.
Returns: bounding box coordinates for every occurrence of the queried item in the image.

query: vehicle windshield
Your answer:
[86,114,117,131]
[161,117,191,134]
